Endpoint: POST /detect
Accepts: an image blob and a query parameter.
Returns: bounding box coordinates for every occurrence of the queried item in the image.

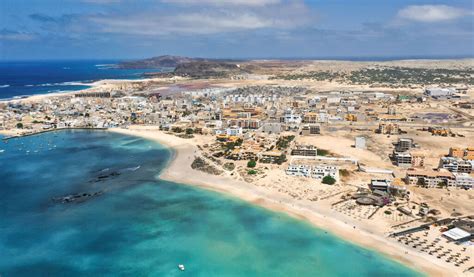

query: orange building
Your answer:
[449,147,464,158]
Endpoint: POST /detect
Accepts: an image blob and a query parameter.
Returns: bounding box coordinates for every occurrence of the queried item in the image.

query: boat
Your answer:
[178,264,185,271]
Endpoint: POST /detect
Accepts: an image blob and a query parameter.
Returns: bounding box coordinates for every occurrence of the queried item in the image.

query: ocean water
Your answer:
[0,130,423,276]
[0,60,165,100]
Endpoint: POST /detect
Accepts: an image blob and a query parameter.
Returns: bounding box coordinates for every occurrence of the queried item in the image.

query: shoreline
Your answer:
[108,126,457,277]
[0,76,162,103]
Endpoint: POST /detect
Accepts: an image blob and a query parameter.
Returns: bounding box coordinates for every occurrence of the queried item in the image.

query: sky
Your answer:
[0,0,473,60]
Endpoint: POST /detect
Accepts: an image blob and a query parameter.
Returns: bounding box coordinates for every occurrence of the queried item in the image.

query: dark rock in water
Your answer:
[95,171,121,181]
[52,191,103,204]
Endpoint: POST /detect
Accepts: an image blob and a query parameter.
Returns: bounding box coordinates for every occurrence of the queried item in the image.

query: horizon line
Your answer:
[1,54,473,63]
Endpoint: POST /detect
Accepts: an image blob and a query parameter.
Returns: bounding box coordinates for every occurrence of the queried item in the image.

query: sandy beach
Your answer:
[109,126,460,277]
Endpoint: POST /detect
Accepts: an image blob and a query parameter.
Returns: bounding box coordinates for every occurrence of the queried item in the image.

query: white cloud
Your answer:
[0,29,36,41]
[90,1,312,35]
[397,5,471,23]
[92,12,291,35]
[161,0,280,7]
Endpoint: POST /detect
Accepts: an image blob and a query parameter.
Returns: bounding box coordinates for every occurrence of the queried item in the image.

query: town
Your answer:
[1,59,473,274]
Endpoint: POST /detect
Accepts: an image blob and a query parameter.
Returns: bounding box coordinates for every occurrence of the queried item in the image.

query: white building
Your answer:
[355,136,366,149]
[424,88,456,98]
[286,164,339,181]
[450,173,474,189]
[280,109,301,124]
[225,126,243,136]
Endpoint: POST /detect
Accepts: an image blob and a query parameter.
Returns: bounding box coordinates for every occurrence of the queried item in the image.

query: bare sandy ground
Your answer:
[109,126,460,277]
[0,129,18,136]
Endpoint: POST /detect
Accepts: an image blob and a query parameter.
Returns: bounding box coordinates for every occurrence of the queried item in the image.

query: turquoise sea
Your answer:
[0,130,423,276]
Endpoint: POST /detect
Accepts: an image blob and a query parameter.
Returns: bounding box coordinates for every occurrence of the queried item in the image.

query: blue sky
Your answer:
[0,0,473,60]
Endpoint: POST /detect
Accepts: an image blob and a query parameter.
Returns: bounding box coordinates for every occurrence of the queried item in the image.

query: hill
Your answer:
[118,55,205,69]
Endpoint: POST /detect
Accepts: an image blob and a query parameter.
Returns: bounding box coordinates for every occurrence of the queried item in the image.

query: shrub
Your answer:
[247,169,257,175]
[16,122,23,129]
[322,175,336,185]
[317,149,329,156]
[247,160,257,168]
[223,162,235,171]
[339,169,350,177]
[171,127,183,133]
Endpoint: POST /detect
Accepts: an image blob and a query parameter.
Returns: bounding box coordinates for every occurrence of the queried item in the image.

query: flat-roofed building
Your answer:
[450,173,474,189]
[286,164,339,181]
[301,124,320,135]
[259,150,285,164]
[395,138,414,152]
[405,169,454,188]
[291,145,317,157]
[424,87,455,98]
[411,153,425,168]
[303,112,320,123]
[449,147,465,158]
[449,147,474,160]
[370,179,391,192]
[355,136,366,149]
[260,122,282,134]
[377,123,399,135]
[439,157,473,173]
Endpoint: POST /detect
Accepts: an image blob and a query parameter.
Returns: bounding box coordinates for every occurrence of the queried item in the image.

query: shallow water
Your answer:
[0,130,423,276]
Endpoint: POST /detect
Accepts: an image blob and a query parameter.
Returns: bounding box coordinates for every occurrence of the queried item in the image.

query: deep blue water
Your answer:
[0,60,165,100]
[0,130,423,276]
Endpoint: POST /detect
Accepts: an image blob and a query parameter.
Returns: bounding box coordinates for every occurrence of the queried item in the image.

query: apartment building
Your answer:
[439,157,473,173]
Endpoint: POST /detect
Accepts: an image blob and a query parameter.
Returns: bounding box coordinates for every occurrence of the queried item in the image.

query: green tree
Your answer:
[322,175,336,185]
[247,160,257,168]
[185,128,194,135]
[16,122,23,129]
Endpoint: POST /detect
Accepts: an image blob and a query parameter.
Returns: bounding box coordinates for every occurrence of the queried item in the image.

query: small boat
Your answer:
[0,149,4,153]
[178,264,185,271]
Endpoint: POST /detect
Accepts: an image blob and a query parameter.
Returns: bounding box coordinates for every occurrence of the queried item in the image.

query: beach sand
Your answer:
[109,126,460,277]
